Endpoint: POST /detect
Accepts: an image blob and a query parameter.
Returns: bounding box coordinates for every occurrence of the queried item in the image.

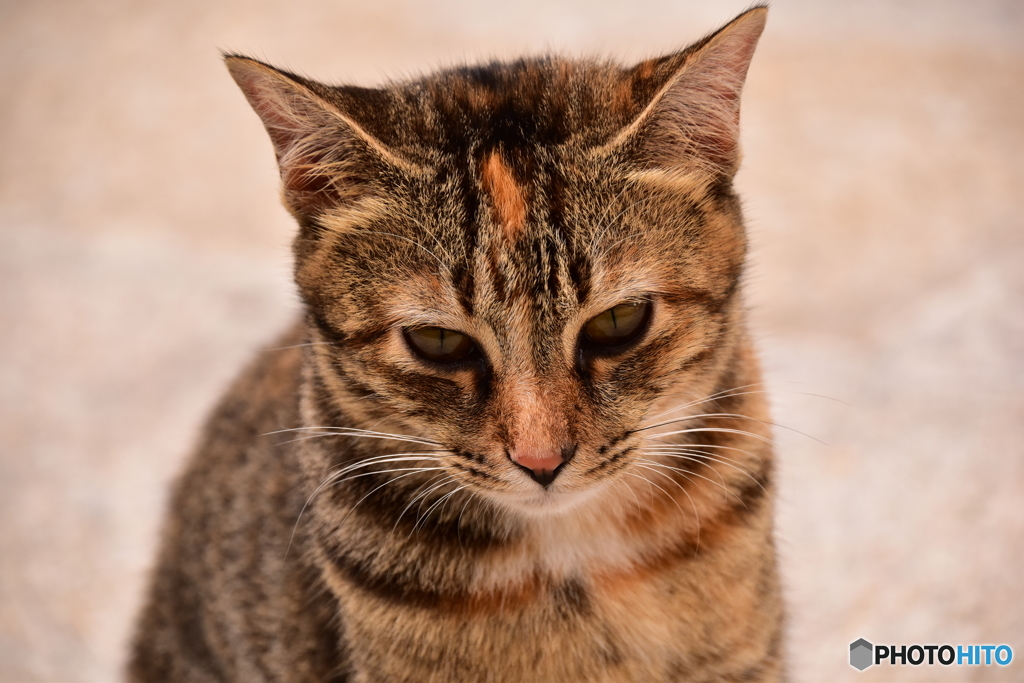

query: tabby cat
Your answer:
[129,6,782,682]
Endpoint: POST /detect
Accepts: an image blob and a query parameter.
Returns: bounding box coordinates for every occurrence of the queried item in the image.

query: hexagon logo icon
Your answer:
[850,638,873,671]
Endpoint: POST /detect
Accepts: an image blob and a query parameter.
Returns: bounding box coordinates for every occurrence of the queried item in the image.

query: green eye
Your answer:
[404,327,477,364]
[583,301,651,348]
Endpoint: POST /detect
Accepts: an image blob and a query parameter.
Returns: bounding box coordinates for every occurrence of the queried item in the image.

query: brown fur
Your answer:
[130,7,783,682]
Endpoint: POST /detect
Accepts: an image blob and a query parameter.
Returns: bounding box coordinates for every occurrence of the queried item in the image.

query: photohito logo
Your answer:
[850,639,1013,671]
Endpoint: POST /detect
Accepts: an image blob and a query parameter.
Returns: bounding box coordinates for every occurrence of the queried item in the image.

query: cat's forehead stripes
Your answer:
[480,151,527,241]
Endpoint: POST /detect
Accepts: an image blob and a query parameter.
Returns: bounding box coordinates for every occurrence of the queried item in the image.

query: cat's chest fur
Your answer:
[321,497,778,682]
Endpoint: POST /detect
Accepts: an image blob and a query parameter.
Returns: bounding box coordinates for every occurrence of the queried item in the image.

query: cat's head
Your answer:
[228,7,765,515]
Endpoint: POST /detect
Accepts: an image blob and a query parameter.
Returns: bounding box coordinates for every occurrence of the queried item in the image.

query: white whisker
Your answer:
[323,453,444,481]
[625,464,701,551]
[637,450,731,488]
[644,383,768,421]
[392,473,455,534]
[636,413,824,445]
[633,457,743,503]
[264,426,441,448]
[335,468,439,533]
[613,476,643,517]
[414,485,467,533]
[641,440,764,462]
[643,426,775,445]
[629,464,687,519]
[636,411,765,432]
[639,446,762,481]
[456,490,480,547]
[285,458,443,558]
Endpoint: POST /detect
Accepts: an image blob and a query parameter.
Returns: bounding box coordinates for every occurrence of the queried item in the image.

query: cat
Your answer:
[129,6,782,682]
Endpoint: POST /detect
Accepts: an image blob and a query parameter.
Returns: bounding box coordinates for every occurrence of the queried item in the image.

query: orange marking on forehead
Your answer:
[480,151,527,241]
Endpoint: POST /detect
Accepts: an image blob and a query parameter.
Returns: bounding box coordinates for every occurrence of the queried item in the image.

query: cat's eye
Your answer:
[404,326,477,364]
[582,301,651,348]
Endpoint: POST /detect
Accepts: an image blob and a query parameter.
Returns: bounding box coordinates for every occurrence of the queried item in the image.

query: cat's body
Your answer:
[130,7,783,682]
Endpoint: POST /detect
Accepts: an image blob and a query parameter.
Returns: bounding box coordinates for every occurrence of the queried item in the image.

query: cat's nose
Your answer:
[510,450,565,487]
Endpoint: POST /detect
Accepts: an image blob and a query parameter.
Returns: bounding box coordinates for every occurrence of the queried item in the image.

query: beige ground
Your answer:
[2,0,1022,681]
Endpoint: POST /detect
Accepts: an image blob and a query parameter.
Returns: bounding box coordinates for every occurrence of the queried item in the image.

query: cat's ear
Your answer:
[225,55,412,218]
[613,6,766,177]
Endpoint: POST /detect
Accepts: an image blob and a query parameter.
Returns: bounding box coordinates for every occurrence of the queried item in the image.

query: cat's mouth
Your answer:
[503,490,588,515]
[493,474,611,517]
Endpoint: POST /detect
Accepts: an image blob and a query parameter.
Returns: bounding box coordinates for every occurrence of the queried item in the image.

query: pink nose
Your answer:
[511,450,565,487]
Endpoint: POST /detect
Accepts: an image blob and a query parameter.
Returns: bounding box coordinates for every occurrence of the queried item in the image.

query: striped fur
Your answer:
[130,7,783,682]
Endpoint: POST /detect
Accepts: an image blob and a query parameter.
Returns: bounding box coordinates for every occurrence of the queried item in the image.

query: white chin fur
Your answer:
[488,477,615,518]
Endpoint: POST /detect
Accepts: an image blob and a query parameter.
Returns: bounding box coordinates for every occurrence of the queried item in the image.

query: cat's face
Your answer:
[227,8,764,515]
[299,150,744,514]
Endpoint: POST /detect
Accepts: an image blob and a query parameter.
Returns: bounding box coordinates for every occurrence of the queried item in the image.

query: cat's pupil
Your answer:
[404,327,476,364]
[583,301,651,348]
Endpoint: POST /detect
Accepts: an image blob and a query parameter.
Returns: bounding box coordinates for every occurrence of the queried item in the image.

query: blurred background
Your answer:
[1,0,1022,680]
